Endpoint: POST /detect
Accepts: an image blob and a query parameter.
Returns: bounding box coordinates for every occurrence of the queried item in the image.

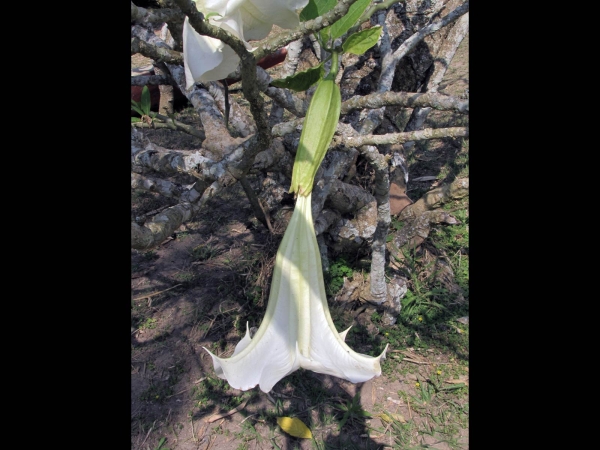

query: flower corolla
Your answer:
[204,193,388,393]
[184,0,309,87]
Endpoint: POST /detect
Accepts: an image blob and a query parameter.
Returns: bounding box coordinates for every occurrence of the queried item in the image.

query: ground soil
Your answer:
[131,23,468,450]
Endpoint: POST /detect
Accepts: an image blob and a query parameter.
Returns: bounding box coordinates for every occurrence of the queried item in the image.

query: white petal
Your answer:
[203,203,309,392]
[213,10,254,50]
[339,326,352,341]
[243,0,309,35]
[183,16,240,85]
[295,194,388,382]
[204,191,385,392]
[199,43,240,82]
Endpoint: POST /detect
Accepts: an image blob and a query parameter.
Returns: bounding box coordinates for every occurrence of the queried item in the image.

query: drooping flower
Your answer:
[183,16,241,87]
[204,193,388,393]
[183,0,309,87]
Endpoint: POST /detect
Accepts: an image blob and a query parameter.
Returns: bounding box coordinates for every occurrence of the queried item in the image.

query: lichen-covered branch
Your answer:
[269,39,304,125]
[131,36,183,64]
[131,74,172,86]
[265,88,307,118]
[252,0,361,61]
[341,91,468,115]
[334,126,468,147]
[402,11,469,152]
[357,144,390,305]
[399,177,469,221]
[131,1,180,26]
[206,81,256,137]
[132,202,196,249]
[172,0,272,155]
[132,173,186,199]
[387,178,469,263]
[132,143,216,180]
[167,63,246,156]
[326,178,375,215]
[379,0,469,92]
[131,176,221,249]
[132,113,205,138]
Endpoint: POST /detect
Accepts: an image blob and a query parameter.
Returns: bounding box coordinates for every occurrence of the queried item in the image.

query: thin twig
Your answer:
[133,284,182,301]
[206,398,250,423]
[204,435,216,450]
[140,419,157,448]
[166,379,204,398]
[191,417,196,443]
[197,422,208,442]
[239,414,257,424]
[201,316,218,339]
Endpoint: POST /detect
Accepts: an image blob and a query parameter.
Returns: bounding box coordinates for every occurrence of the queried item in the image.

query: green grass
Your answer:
[324,257,354,296]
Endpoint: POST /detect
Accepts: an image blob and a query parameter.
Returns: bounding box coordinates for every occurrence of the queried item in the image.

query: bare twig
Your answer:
[206,398,250,423]
[140,419,157,448]
[133,284,182,302]
[166,378,207,398]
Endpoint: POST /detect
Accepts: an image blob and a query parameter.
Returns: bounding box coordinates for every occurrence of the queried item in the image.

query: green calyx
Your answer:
[290,60,341,196]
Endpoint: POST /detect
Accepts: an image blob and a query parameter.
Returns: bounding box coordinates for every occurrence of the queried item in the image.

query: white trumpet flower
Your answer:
[183,0,308,86]
[183,16,240,87]
[204,193,388,393]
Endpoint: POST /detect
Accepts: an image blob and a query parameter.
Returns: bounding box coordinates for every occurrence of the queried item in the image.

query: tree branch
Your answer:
[379,0,469,92]
[131,74,171,86]
[132,113,205,139]
[131,36,183,64]
[132,173,186,199]
[252,0,361,61]
[334,126,468,147]
[401,11,469,153]
[172,0,272,154]
[341,91,468,115]
[131,2,181,26]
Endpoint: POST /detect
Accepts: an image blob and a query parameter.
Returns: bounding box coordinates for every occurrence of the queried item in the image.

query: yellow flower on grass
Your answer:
[437,370,442,375]
[415,382,420,388]
[418,316,423,322]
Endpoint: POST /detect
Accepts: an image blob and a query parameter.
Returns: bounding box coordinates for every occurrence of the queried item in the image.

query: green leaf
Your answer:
[131,117,142,123]
[300,0,336,21]
[342,26,382,55]
[141,85,151,115]
[319,26,331,45]
[131,100,145,116]
[338,410,350,430]
[277,417,312,439]
[329,0,372,39]
[270,64,324,92]
[153,437,167,450]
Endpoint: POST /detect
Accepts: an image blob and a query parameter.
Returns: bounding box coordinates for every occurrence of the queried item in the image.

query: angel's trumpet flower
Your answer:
[204,48,386,392]
[204,193,388,392]
[183,0,308,86]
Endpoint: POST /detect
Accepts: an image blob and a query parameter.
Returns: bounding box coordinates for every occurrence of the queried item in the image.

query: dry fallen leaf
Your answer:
[378,412,407,423]
[277,417,312,439]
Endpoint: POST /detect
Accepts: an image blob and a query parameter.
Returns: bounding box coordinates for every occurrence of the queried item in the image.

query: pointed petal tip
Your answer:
[379,343,390,361]
[202,345,215,357]
[338,326,352,341]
